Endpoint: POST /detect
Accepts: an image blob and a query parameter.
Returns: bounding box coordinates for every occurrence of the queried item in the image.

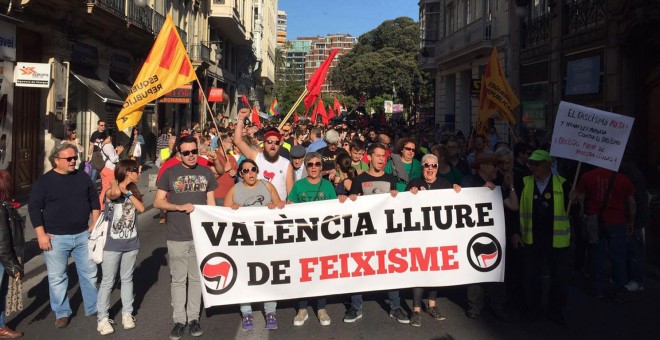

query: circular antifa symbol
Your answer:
[466,232,502,272]
[200,252,237,295]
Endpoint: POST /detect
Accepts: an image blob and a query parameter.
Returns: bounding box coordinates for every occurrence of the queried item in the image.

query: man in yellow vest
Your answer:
[514,150,571,325]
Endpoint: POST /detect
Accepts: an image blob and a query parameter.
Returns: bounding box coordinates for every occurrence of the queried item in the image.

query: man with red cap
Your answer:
[233,108,293,200]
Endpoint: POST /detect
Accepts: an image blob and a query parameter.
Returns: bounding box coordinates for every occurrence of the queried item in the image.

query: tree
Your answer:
[329,17,433,111]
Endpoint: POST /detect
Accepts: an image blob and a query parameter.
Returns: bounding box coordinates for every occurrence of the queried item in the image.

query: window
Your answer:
[421,2,440,43]
[445,3,456,36]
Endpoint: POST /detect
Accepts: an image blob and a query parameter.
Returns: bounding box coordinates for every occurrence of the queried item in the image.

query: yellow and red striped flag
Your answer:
[116,15,197,131]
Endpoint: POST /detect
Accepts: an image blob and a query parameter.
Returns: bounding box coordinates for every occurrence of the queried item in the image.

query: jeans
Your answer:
[627,228,645,283]
[167,240,201,324]
[43,230,98,318]
[0,263,7,327]
[298,298,326,310]
[592,224,628,295]
[240,302,277,316]
[90,168,99,184]
[350,290,401,311]
[97,249,138,321]
[412,288,438,308]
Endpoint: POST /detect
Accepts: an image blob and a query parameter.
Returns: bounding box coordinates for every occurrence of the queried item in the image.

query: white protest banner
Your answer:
[190,188,506,307]
[550,101,634,171]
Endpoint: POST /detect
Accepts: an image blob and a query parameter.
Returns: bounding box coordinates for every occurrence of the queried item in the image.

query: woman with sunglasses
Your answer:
[223,159,284,331]
[62,129,83,169]
[405,153,461,327]
[96,160,144,335]
[384,138,421,192]
[287,152,337,326]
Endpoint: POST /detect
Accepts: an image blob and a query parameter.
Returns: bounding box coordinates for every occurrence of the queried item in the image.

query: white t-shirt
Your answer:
[255,152,290,201]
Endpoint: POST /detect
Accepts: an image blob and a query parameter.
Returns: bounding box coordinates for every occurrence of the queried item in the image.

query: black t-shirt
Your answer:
[317,146,347,172]
[405,177,452,191]
[349,172,397,196]
[90,130,106,150]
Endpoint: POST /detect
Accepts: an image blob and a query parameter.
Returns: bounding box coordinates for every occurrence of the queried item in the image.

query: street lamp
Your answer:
[412,75,420,124]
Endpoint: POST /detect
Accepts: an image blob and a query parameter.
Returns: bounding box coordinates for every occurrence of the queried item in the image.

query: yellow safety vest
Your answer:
[519,175,570,248]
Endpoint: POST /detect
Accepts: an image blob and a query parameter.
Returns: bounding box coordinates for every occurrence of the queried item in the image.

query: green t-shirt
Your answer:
[352,161,369,173]
[385,158,421,192]
[287,178,338,203]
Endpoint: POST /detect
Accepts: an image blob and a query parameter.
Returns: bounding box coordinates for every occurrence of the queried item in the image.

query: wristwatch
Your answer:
[125,191,133,199]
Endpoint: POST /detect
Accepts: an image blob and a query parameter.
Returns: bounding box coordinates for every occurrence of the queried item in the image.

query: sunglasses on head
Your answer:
[180,149,199,156]
[264,140,280,145]
[240,166,258,174]
[306,161,322,168]
[58,156,79,162]
[423,162,438,169]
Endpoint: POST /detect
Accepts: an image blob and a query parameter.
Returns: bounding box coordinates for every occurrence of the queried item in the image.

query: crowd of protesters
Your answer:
[19,110,649,339]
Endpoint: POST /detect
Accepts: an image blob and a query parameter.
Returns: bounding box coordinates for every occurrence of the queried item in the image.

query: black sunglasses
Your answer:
[403,146,415,152]
[306,161,322,168]
[264,140,281,145]
[240,166,258,174]
[180,149,199,156]
[423,162,438,169]
[58,156,78,162]
[130,167,139,172]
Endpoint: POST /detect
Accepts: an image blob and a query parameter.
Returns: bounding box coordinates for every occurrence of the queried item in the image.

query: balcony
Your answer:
[127,0,153,34]
[522,12,551,49]
[209,0,251,45]
[190,43,213,65]
[87,0,125,19]
[565,0,605,35]
[153,11,165,35]
[435,16,492,67]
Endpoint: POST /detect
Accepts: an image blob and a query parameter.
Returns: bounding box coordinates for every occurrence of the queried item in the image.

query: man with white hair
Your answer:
[316,129,347,181]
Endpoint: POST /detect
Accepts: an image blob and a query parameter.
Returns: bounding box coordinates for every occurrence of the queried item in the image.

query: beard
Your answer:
[263,149,279,163]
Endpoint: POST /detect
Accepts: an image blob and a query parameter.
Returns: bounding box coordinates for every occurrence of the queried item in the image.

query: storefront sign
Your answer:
[190,188,506,307]
[0,21,16,61]
[565,56,600,96]
[550,101,634,171]
[161,85,192,103]
[207,87,224,102]
[14,62,51,88]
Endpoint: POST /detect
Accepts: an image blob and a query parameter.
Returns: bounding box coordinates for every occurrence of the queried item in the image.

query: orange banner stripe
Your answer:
[179,58,191,77]
[160,29,179,70]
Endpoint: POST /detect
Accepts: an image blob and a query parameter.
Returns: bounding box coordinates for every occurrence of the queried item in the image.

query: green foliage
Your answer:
[329,17,433,110]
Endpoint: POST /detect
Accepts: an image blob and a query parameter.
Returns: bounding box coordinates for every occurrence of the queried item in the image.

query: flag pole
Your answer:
[566,161,582,215]
[278,88,309,130]
[195,78,226,156]
[504,119,519,144]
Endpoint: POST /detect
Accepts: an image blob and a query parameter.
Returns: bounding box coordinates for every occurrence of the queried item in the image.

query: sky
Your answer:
[280,0,419,40]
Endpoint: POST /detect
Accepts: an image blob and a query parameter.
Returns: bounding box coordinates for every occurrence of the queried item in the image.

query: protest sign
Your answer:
[550,101,634,171]
[190,188,506,307]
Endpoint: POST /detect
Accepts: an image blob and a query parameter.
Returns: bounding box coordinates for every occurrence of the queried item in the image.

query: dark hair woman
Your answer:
[0,170,23,338]
[128,127,145,173]
[96,160,144,335]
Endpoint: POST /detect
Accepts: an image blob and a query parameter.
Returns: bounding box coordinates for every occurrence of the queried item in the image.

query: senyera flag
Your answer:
[476,48,519,137]
[116,14,197,131]
[303,49,339,110]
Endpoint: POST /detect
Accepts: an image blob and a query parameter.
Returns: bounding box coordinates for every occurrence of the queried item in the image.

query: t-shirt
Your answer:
[352,161,369,173]
[317,146,347,173]
[105,196,140,252]
[233,180,271,207]
[255,152,290,201]
[157,163,218,241]
[288,178,337,203]
[28,169,100,235]
[405,177,452,191]
[577,168,635,225]
[349,172,396,196]
[214,151,238,199]
[90,130,106,147]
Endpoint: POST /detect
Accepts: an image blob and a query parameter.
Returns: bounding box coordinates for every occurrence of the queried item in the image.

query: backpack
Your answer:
[91,145,105,170]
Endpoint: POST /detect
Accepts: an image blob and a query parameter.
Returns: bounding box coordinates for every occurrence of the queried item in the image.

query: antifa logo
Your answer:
[466,233,502,272]
[199,252,237,295]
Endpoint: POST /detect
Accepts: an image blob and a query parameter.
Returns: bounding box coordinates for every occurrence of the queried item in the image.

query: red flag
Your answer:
[303,49,339,109]
[294,112,299,123]
[316,99,328,126]
[311,102,318,125]
[241,95,250,108]
[251,107,261,128]
[327,105,335,120]
[333,97,342,116]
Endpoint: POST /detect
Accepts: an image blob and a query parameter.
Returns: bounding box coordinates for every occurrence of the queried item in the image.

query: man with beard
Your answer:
[340,143,409,325]
[234,108,293,201]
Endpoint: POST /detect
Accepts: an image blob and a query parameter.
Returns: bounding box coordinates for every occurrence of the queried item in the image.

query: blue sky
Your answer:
[280,0,419,39]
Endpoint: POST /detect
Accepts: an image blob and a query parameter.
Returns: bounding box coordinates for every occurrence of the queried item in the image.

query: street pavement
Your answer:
[11,164,660,339]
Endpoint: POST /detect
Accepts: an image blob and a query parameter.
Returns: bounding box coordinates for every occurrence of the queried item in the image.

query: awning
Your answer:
[70,70,123,105]
[109,77,155,108]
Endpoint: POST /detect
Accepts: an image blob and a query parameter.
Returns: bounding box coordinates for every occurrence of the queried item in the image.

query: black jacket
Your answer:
[0,203,24,277]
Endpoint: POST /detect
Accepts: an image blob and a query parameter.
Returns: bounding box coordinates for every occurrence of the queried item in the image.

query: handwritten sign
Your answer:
[550,101,634,171]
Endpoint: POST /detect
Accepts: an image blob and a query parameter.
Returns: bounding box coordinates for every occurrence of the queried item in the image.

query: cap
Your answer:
[528,150,552,162]
[290,145,306,159]
[264,130,282,141]
[471,152,501,169]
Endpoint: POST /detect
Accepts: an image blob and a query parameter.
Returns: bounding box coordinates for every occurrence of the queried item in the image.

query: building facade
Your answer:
[277,10,287,48]
[285,39,312,84]
[419,0,513,136]
[303,34,357,93]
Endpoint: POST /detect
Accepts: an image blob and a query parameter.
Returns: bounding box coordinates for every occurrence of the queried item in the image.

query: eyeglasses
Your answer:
[264,140,281,145]
[240,166,258,174]
[180,149,199,156]
[423,163,439,169]
[306,161,322,168]
[403,146,415,152]
[58,156,78,162]
[129,167,139,173]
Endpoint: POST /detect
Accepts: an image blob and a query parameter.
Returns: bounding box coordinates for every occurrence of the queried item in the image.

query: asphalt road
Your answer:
[11,164,660,339]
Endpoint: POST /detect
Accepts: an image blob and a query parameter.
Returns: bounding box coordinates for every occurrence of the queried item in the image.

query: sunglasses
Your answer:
[403,146,415,152]
[306,161,322,168]
[180,149,199,156]
[58,156,79,162]
[264,140,280,145]
[240,166,258,174]
[130,167,139,173]
[423,163,439,169]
